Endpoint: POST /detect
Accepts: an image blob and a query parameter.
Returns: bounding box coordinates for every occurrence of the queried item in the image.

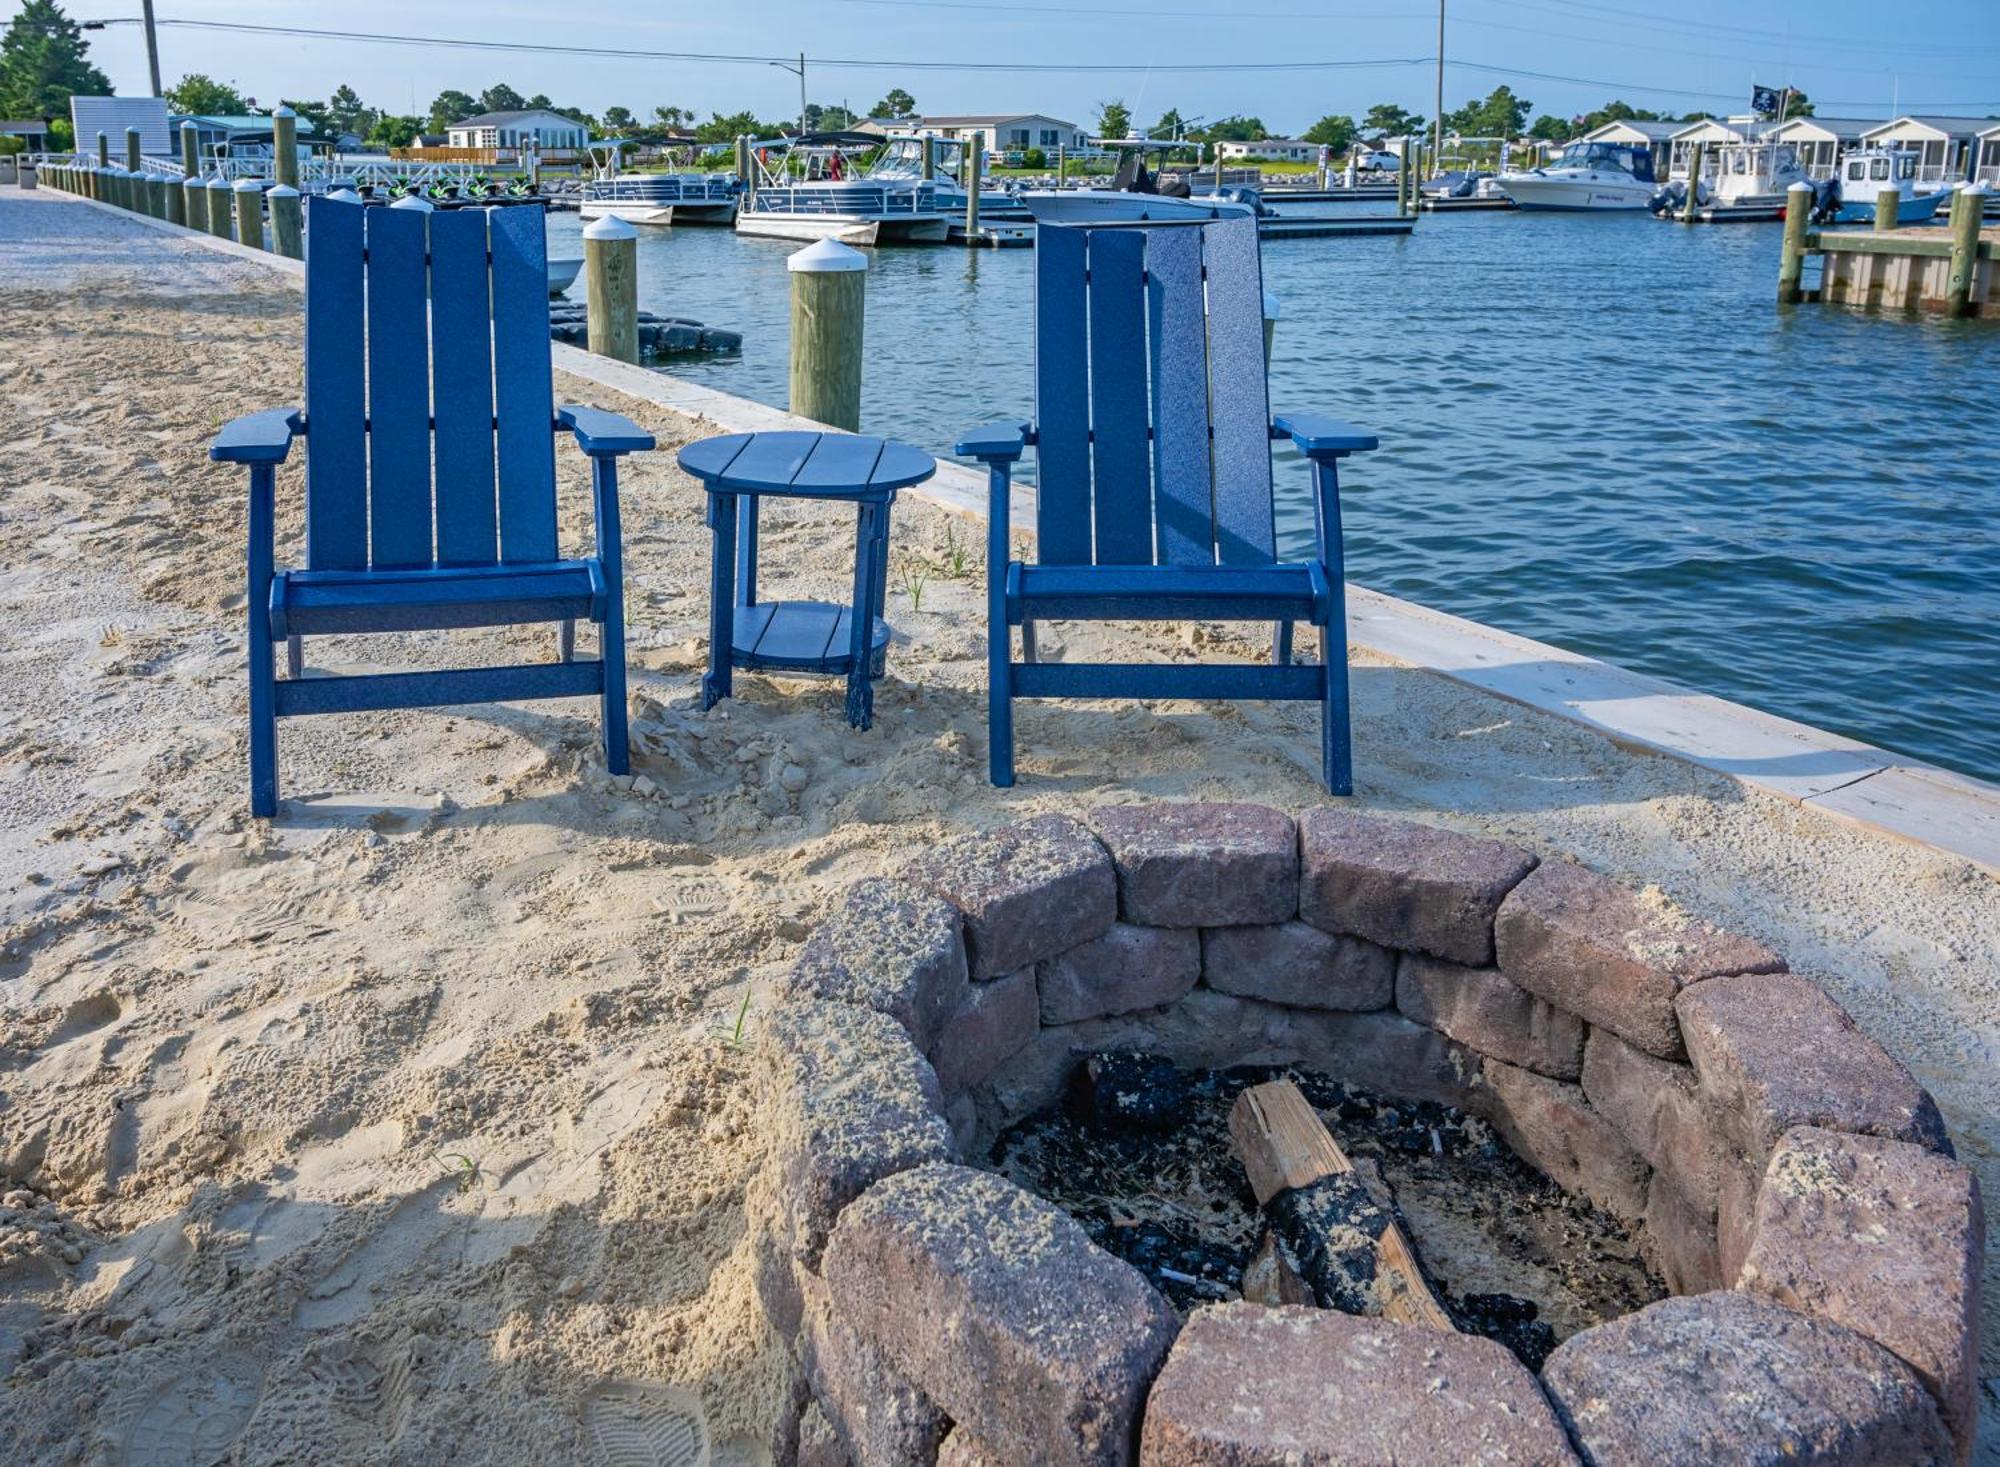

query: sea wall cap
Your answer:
[582,214,638,240]
[788,238,868,273]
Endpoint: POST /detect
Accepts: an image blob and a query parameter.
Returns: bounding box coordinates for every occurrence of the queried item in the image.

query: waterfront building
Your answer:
[445,108,593,157]
[1666,116,1772,179]
[1856,115,1990,184]
[1977,122,2000,186]
[67,95,172,157]
[858,114,1089,158]
[1215,138,1320,163]
[1765,116,1876,179]
[0,119,56,151]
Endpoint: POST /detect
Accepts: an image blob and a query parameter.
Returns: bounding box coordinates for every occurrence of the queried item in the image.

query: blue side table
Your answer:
[678,430,936,729]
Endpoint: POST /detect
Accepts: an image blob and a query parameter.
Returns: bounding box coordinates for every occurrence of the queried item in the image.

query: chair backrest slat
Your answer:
[428,209,500,565]
[489,205,559,564]
[1084,229,1152,564]
[363,205,434,568]
[1032,223,1093,565]
[303,196,368,569]
[1143,225,1213,565]
[1030,216,1275,571]
[1200,218,1275,564]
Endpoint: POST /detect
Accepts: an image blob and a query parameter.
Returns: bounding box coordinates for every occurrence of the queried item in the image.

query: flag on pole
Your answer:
[1751,85,1785,116]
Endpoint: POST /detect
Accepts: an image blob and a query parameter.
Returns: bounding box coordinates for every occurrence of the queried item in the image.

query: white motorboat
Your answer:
[1496,141,1659,211]
[1650,141,1814,222]
[1019,141,1258,224]
[1821,148,1952,225]
[578,141,738,226]
[734,132,951,245]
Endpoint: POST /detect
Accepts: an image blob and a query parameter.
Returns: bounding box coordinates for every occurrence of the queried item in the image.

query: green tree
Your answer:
[804,102,854,131]
[367,113,423,148]
[325,83,374,137]
[1572,99,1666,134]
[1302,114,1357,151]
[281,98,334,138]
[1147,107,1190,141]
[1095,98,1132,139]
[652,104,692,132]
[164,73,247,116]
[602,105,635,133]
[1445,85,1530,138]
[478,83,528,115]
[1200,115,1267,143]
[1361,102,1423,137]
[0,0,108,122]
[694,109,766,144]
[872,87,915,118]
[1528,113,1572,143]
[427,88,475,131]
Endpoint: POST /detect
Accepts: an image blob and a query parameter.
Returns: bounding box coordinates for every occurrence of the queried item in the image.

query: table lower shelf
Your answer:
[731,599,890,675]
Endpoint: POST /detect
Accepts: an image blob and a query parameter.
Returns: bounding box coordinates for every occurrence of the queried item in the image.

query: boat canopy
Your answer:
[1552,140,1657,183]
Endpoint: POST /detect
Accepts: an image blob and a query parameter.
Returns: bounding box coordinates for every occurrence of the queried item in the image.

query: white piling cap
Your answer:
[267,184,300,198]
[326,188,361,202]
[273,105,295,118]
[390,194,435,212]
[1787,179,1814,193]
[180,119,196,133]
[788,237,868,273]
[582,214,638,240]
[1262,291,1280,320]
[233,177,264,191]
[182,174,203,187]
[207,175,232,189]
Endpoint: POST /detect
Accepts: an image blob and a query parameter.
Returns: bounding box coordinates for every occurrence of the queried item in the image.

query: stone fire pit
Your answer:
[749,804,1983,1466]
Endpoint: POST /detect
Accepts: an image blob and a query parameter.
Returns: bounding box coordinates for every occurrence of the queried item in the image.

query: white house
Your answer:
[1977,122,2000,186]
[1666,116,1771,178]
[883,114,1088,156]
[1857,116,1988,183]
[446,108,591,154]
[1215,138,1319,163]
[1765,116,1876,179]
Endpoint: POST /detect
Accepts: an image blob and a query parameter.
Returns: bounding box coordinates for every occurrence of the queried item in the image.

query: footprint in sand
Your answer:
[582,1381,710,1467]
[118,1356,265,1466]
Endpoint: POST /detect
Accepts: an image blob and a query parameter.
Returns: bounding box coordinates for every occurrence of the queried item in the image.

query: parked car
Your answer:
[1355,150,1402,172]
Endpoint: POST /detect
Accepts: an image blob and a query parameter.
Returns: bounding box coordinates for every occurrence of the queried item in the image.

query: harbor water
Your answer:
[545,208,2000,784]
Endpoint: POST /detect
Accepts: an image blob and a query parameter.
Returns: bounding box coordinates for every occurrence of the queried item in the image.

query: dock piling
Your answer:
[204,176,232,239]
[268,184,302,259]
[183,174,205,232]
[147,173,170,219]
[272,107,299,192]
[180,120,198,179]
[736,136,755,207]
[1778,181,1813,304]
[921,137,935,181]
[583,215,640,364]
[1682,142,1704,223]
[965,133,982,241]
[1875,188,1900,233]
[1946,184,1987,319]
[233,178,266,248]
[787,238,866,432]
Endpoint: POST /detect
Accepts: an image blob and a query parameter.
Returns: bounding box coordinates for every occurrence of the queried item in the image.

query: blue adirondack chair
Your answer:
[956,216,1378,793]
[210,195,655,816]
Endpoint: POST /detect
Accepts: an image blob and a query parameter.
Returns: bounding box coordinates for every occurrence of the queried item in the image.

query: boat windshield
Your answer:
[1554,143,1638,174]
[867,136,963,181]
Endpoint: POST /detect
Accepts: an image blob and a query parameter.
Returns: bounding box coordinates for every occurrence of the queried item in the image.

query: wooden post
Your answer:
[124,127,142,212]
[584,214,640,363]
[787,238,866,431]
[182,174,206,232]
[1875,186,1900,233]
[1396,149,1407,215]
[148,173,171,219]
[180,119,198,179]
[161,166,184,224]
[1945,184,1986,319]
[1056,143,1065,184]
[1778,181,1813,304]
[735,135,754,205]
[269,183,302,258]
[233,178,264,248]
[1681,141,1704,222]
[205,176,232,238]
[94,131,108,202]
[965,133,983,240]
[921,136,935,180]
[272,106,299,191]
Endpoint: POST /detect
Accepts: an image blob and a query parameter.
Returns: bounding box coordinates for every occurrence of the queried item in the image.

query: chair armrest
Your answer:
[1271,413,1379,458]
[558,404,656,457]
[211,408,302,465]
[956,420,1029,463]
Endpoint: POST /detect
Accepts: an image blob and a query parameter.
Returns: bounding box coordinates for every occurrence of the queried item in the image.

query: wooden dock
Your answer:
[1780,184,1995,317]
[1258,214,1415,239]
[1420,195,1517,213]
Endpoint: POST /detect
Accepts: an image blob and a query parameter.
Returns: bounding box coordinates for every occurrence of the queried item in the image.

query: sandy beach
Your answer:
[0,191,1993,1463]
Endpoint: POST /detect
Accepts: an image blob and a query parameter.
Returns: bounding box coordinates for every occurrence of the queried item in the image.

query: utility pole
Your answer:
[1432,0,1444,180]
[140,0,163,96]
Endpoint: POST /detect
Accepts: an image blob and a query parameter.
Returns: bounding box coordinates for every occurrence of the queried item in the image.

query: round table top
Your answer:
[677,431,937,498]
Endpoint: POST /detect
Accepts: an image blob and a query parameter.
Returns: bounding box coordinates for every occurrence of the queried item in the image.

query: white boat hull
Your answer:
[1496,173,1655,211]
[580,199,678,226]
[734,210,948,245]
[1020,189,1256,224]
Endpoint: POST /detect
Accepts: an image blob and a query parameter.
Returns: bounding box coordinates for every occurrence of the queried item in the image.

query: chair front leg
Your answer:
[247,464,279,817]
[591,454,630,775]
[703,488,738,711]
[1310,456,1354,796]
[984,461,1016,787]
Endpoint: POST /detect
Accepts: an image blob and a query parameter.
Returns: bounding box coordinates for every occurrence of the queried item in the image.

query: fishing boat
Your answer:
[1816,147,1952,225]
[1495,141,1658,211]
[1649,141,1814,222]
[578,140,738,227]
[734,132,951,245]
[1018,141,1258,224]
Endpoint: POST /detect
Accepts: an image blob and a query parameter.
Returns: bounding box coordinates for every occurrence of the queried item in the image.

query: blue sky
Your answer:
[36,0,2000,133]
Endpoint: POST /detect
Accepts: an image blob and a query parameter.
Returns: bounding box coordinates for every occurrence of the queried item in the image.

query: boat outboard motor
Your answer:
[1648,181,1683,216]
[1811,177,1842,224]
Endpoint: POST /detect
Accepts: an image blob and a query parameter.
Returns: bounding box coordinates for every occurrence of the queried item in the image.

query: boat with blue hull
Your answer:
[1818,148,1952,225]
[578,140,739,227]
